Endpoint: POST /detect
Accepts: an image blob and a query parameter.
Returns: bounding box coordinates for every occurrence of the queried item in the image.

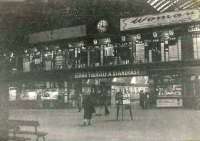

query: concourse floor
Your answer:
[9,104,200,141]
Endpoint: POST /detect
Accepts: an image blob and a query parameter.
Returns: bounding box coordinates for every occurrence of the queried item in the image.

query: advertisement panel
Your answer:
[156,98,183,107]
[41,89,59,100]
[20,90,37,100]
[9,87,17,101]
[120,9,200,31]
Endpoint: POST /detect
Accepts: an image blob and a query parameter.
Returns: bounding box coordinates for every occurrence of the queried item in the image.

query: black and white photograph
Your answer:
[0,0,200,141]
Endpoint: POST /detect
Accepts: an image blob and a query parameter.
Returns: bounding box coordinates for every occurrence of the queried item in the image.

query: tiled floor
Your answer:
[9,104,200,141]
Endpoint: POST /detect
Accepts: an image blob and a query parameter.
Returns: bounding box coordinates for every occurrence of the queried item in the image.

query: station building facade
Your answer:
[8,8,200,109]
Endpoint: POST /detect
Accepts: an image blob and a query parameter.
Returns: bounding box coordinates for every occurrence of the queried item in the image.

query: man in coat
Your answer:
[82,94,95,126]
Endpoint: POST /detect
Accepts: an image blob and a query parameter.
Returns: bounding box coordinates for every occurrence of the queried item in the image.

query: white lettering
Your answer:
[121,9,200,31]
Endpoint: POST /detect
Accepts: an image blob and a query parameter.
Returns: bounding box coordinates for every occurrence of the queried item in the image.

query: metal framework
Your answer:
[147,0,200,12]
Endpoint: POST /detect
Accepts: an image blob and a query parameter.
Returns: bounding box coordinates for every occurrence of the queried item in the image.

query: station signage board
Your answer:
[120,9,200,31]
[29,25,86,44]
[74,69,147,79]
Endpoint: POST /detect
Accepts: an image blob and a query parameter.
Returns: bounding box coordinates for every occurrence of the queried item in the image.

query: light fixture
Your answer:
[112,78,117,82]
[131,77,136,84]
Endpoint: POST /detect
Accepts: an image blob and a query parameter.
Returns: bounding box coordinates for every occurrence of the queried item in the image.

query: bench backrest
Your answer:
[9,120,40,127]
[9,120,40,132]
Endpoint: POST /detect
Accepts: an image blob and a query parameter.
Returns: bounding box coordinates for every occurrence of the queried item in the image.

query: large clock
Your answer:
[97,20,108,33]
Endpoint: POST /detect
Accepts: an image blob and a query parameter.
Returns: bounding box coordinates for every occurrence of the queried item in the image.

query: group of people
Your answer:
[77,88,110,126]
[79,89,156,126]
[139,90,155,109]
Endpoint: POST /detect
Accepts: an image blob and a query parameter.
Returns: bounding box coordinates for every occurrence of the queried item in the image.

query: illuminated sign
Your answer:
[20,90,37,100]
[120,9,200,31]
[74,69,147,79]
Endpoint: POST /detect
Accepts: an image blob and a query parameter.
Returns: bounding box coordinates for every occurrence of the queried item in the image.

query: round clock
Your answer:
[97,20,108,33]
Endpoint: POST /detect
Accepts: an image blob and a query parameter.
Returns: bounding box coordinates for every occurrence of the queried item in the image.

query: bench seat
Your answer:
[10,130,47,141]
[8,136,31,141]
[13,131,48,136]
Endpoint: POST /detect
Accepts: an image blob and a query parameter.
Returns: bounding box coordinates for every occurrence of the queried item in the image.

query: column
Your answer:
[0,60,9,140]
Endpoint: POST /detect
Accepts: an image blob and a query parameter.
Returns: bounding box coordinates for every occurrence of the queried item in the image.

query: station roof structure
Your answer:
[147,0,200,13]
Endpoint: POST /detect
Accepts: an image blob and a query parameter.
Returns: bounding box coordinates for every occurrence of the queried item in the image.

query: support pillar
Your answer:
[0,81,9,140]
[0,60,9,140]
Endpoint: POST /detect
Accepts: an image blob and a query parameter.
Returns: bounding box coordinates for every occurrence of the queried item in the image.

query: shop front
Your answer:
[154,74,183,108]
[9,81,69,109]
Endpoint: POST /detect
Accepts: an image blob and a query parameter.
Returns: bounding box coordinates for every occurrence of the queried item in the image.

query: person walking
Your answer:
[123,89,133,120]
[100,82,110,116]
[77,94,82,112]
[102,89,110,116]
[145,92,150,109]
[82,94,95,126]
[116,89,123,120]
[139,90,145,109]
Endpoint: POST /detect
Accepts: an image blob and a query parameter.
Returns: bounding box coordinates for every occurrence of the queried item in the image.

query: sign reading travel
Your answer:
[120,9,200,31]
[74,69,147,79]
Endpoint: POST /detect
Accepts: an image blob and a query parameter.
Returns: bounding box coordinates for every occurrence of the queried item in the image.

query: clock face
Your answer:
[97,20,108,33]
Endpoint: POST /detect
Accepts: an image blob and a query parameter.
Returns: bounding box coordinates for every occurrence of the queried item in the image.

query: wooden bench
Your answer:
[9,120,48,141]
[8,136,31,141]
